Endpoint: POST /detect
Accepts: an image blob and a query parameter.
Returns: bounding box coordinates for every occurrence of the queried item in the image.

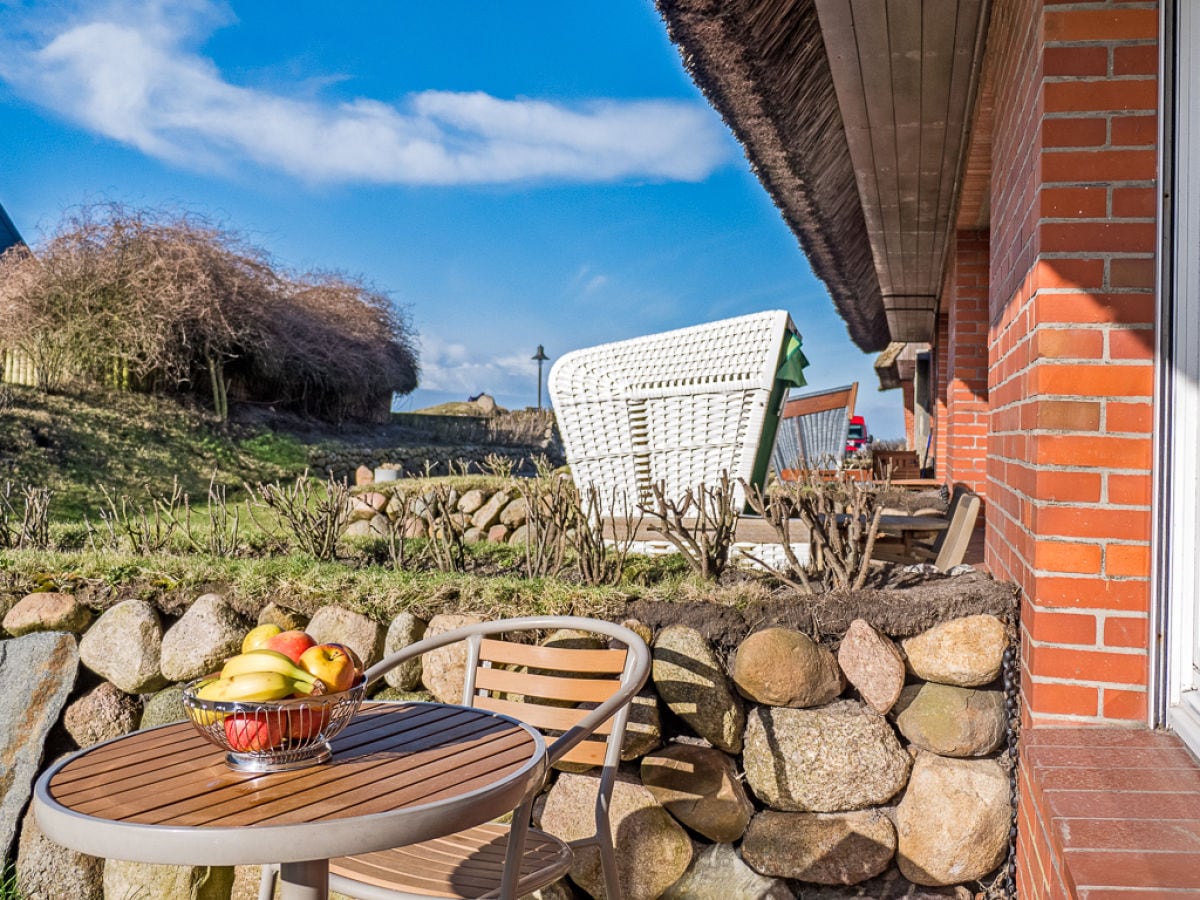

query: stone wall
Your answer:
[3,585,1016,900]
[309,444,553,482]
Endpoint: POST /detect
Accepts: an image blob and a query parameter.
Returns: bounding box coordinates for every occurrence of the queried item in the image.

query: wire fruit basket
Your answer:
[182,675,366,772]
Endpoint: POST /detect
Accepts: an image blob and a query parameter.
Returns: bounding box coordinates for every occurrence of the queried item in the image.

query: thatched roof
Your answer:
[658,0,990,351]
[656,0,889,352]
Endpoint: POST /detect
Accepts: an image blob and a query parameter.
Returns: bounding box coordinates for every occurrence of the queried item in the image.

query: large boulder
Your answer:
[641,744,754,842]
[256,603,309,632]
[892,683,1007,757]
[895,752,1011,886]
[652,625,745,753]
[837,619,906,715]
[3,592,92,636]
[500,496,528,527]
[0,633,78,861]
[732,627,844,708]
[901,615,1008,687]
[662,843,793,899]
[421,614,483,703]
[457,489,487,515]
[471,490,512,530]
[621,691,663,760]
[103,860,234,900]
[63,681,140,748]
[307,605,386,668]
[79,599,169,694]
[160,593,248,683]
[140,684,188,728]
[742,809,896,885]
[540,770,692,900]
[382,612,428,690]
[743,701,911,812]
[16,805,103,900]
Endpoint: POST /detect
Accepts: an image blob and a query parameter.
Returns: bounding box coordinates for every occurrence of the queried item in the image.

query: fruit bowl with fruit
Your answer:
[182,628,367,772]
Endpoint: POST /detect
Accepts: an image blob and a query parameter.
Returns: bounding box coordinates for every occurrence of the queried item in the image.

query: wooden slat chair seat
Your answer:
[871,488,981,573]
[261,616,650,900]
[325,824,572,900]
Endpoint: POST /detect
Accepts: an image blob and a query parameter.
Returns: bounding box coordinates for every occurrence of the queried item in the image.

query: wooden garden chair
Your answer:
[259,616,650,900]
[871,488,980,572]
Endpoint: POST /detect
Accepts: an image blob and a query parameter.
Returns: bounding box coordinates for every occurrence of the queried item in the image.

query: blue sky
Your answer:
[0,0,904,438]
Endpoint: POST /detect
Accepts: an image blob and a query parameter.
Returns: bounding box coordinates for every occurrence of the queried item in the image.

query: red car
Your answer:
[846,416,869,454]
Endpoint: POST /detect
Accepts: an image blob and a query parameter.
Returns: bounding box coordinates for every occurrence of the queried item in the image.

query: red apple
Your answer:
[298,643,359,693]
[224,712,285,752]
[287,702,332,741]
[263,630,317,664]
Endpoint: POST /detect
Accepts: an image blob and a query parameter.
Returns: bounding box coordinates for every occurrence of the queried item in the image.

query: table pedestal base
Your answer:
[279,860,328,900]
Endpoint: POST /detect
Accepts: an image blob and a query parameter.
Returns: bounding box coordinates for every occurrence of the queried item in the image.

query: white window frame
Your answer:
[1156,0,1200,755]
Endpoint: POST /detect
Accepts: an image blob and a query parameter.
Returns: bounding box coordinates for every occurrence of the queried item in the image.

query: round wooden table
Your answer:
[34,701,547,900]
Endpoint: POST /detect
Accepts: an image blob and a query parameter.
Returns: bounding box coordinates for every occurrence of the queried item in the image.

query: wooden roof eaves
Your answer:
[656,0,890,353]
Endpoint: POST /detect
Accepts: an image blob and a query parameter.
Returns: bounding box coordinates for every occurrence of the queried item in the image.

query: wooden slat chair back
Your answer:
[871,487,980,572]
[262,616,650,900]
[926,489,980,571]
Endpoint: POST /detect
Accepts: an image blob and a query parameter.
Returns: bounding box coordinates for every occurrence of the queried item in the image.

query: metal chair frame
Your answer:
[259,616,650,900]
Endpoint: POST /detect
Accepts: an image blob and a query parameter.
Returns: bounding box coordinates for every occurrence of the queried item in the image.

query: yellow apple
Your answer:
[298,643,359,693]
[242,623,283,653]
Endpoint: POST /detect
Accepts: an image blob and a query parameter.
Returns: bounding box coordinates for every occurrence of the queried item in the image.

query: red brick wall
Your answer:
[986,0,1157,728]
[944,231,991,495]
[933,309,951,479]
[901,379,916,448]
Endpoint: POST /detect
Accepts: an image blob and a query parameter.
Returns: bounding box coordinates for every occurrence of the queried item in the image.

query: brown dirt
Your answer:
[625,568,1018,655]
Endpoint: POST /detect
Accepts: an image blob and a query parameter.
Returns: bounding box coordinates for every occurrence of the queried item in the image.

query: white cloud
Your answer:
[0,1,732,185]
[417,334,541,400]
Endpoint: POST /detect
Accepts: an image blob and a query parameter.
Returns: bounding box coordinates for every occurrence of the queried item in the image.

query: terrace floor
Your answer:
[1021,727,1200,897]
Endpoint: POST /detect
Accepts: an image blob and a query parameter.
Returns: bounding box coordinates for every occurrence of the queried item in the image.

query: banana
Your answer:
[220,649,319,685]
[194,670,308,705]
[217,670,307,703]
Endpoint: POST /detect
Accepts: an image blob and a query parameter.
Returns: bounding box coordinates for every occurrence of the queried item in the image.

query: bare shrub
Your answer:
[0,482,52,550]
[743,472,883,592]
[570,484,643,587]
[417,484,466,573]
[516,475,573,578]
[481,453,516,479]
[486,408,556,447]
[156,474,243,557]
[639,473,740,580]
[95,483,181,555]
[383,487,417,570]
[0,203,419,422]
[247,473,351,561]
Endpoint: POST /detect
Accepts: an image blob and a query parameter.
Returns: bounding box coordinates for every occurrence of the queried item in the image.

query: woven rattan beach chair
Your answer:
[549,310,806,516]
[260,616,650,900]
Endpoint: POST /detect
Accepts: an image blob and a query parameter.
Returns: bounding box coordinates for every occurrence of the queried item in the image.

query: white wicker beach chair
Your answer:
[549,310,806,515]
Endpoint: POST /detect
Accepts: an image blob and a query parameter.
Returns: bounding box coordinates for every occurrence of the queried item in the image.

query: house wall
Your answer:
[986,0,1157,728]
[973,0,1161,895]
[944,230,991,497]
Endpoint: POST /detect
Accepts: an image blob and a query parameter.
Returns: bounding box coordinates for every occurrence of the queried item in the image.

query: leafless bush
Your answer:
[0,482,52,550]
[481,453,516,479]
[743,472,883,592]
[639,473,740,580]
[0,203,419,422]
[486,408,556,447]
[570,485,643,587]
[516,476,574,578]
[417,484,466,573]
[95,483,181,555]
[155,474,242,557]
[383,487,417,570]
[246,473,351,561]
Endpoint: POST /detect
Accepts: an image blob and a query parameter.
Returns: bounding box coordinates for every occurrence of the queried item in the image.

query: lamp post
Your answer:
[532,345,549,410]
